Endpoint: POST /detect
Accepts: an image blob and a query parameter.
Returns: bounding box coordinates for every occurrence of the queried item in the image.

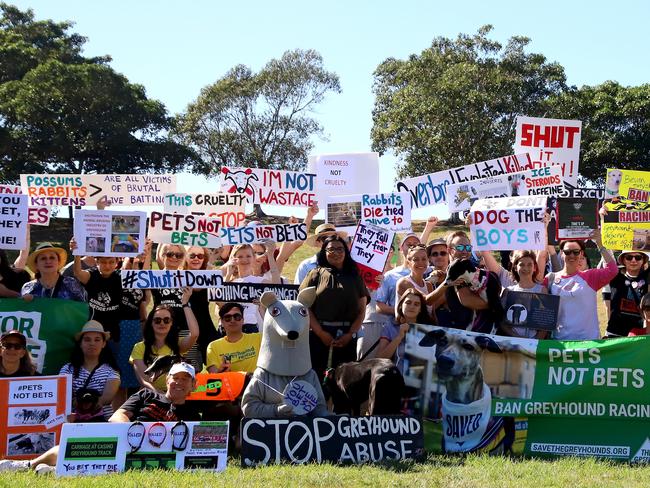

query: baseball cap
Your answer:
[168,362,196,379]
[0,330,27,346]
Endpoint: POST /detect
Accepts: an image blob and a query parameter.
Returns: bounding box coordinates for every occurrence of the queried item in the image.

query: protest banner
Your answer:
[546,184,605,246]
[219,167,316,206]
[163,193,247,227]
[241,416,424,465]
[149,211,222,248]
[0,299,88,374]
[56,421,228,475]
[602,168,650,250]
[0,185,50,226]
[513,116,582,186]
[20,174,176,207]
[187,372,249,401]
[417,326,650,461]
[311,152,379,202]
[396,153,532,210]
[0,375,71,460]
[73,210,146,257]
[121,270,224,289]
[556,198,599,240]
[446,166,564,213]
[207,283,299,303]
[219,223,307,246]
[361,192,410,232]
[501,290,560,332]
[470,196,547,251]
[0,194,28,250]
[349,222,394,290]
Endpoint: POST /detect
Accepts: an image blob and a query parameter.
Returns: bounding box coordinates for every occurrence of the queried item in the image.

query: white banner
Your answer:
[0,194,28,250]
[121,269,224,289]
[0,185,50,226]
[311,152,379,202]
[220,223,307,246]
[219,167,316,206]
[326,192,411,234]
[73,210,146,257]
[163,193,246,228]
[149,211,222,248]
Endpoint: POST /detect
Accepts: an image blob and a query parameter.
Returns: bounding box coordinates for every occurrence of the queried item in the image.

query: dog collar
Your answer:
[148,422,167,448]
[127,421,146,453]
[171,420,189,451]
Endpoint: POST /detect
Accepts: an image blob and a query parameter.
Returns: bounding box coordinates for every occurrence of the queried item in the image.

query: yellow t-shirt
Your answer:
[205,333,261,373]
[130,341,175,392]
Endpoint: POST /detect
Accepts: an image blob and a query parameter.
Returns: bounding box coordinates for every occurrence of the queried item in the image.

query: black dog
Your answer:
[323,358,404,415]
[144,354,185,382]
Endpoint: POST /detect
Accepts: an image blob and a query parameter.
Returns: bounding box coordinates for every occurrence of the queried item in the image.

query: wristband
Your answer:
[183,303,191,309]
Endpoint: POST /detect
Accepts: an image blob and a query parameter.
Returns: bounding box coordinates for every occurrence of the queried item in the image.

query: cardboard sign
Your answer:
[187,373,248,401]
[311,152,379,202]
[470,196,547,251]
[556,198,599,240]
[241,416,424,465]
[207,283,299,303]
[149,211,222,248]
[220,223,307,246]
[0,375,71,460]
[396,153,532,209]
[513,116,582,186]
[0,194,28,250]
[283,381,318,415]
[121,270,224,289]
[326,192,410,234]
[447,166,564,213]
[350,222,394,290]
[547,184,605,246]
[73,210,146,257]
[0,185,50,226]
[219,167,316,206]
[163,193,246,228]
[56,421,228,476]
[20,174,176,207]
[501,291,560,331]
[602,169,650,250]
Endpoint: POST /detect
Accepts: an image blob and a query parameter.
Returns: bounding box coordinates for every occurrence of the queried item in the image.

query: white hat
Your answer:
[168,362,195,379]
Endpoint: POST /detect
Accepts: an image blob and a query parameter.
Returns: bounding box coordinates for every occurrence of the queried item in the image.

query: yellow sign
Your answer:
[602,169,650,250]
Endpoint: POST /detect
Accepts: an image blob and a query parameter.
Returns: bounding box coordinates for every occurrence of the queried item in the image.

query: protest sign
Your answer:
[361,192,411,232]
[470,196,547,251]
[547,184,605,245]
[121,270,223,289]
[149,211,222,248]
[0,185,50,226]
[350,222,394,290]
[325,194,362,234]
[187,372,248,402]
[163,193,246,227]
[241,416,424,465]
[73,210,146,257]
[513,116,582,186]
[446,166,564,213]
[20,174,176,207]
[602,169,650,250]
[56,421,228,476]
[0,299,88,374]
[219,167,316,206]
[311,152,379,202]
[501,290,560,332]
[219,223,307,246]
[556,198,599,240]
[0,194,28,250]
[0,375,71,460]
[207,283,299,303]
[396,153,531,209]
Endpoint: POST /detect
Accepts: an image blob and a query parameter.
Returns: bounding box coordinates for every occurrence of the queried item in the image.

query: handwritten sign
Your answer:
[0,194,28,250]
[312,152,379,201]
[163,193,246,228]
[350,222,394,290]
[470,196,547,251]
[396,153,532,209]
[149,211,222,248]
[73,210,146,257]
[602,169,650,250]
[219,223,307,246]
[447,166,564,213]
[283,381,318,415]
[361,192,411,232]
[0,185,50,226]
[219,167,316,206]
[207,283,299,302]
[121,270,224,289]
[20,174,176,207]
[513,116,582,186]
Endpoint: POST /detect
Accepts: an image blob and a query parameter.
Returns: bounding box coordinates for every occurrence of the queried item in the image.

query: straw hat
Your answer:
[304,223,348,248]
[26,242,67,273]
[74,320,111,341]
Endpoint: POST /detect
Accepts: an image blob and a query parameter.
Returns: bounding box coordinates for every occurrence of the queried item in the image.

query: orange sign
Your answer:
[187,372,248,401]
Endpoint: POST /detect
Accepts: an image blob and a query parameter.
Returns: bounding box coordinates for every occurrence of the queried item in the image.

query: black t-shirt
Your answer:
[151,288,188,331]
[120,389,200,421]
[190,289,217,347]
[121,288,145,321]
[0,268,30,294]
[604,269,649,336]
[442,286,474,329]
[84,269,123,341]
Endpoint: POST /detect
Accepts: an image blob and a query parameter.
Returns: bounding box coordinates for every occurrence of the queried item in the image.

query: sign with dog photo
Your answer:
[500,290,560,332]
[556,198,599,240]
[73,210,147,257]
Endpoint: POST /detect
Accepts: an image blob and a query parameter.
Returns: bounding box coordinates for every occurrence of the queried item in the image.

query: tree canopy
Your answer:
[176,49,341,174]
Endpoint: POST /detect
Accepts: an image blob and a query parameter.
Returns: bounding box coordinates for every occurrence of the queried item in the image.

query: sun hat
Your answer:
[74,320,111,341]
[168,362,196,379]
[26,242,67,273]
[618,250,649,265]
[305,223,348,248]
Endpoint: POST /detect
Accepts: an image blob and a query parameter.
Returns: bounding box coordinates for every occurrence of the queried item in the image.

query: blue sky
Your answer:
[13,0,650,217]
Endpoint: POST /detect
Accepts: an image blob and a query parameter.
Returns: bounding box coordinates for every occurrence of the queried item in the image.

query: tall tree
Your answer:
[0,3,196,182]
[176,49,341,174]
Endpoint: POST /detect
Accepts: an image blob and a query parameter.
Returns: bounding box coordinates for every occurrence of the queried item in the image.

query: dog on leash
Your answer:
[322,358,404,415]
[419,328,514,454]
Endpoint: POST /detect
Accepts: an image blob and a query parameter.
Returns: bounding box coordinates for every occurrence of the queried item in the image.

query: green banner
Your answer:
[0,298,88,375]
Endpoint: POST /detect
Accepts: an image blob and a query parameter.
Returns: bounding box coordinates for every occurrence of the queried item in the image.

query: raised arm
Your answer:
[420,216,439,245]
[69,238,91,285]
[179,287,199,353]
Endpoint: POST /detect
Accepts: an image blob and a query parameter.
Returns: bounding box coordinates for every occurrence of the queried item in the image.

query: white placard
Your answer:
[73,210,146,257]
[0,185,50,226]
[283,380,318,415]
[220,223,307,246]
[121,270,224,289]
[0,194,28,250]
[311,152,379,201]
[149,211,222,248]
[163,193,246,228]
[219,167,316,206]
[8,378,59,405]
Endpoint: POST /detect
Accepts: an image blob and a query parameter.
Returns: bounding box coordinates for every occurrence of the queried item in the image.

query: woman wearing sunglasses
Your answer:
[603,251,649,338]
[543,230,617,340]
[130,288,199,392]
[0,331,37,377]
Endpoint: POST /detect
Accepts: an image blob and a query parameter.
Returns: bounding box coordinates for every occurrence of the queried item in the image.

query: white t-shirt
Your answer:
[234,275,266,325]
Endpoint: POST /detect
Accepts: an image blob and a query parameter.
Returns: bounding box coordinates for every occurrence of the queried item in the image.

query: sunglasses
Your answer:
[1,343,24,350]
[254,251,266,256]
[222,313,243,322]
[429,251,448,257]
[562,249,582,256]
[188,253,204,260]
[624,254,644,262]
[454,244,472,252]
[165,252,184,259]
[153,317,172,325]
[325,247,346,254]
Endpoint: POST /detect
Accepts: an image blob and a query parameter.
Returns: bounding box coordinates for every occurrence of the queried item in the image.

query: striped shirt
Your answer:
[59,363,120,418]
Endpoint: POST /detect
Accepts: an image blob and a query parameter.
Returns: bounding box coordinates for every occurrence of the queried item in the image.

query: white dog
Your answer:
[605,169,623,198]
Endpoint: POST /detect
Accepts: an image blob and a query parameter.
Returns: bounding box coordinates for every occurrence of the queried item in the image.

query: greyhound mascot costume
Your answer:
[241,287,330,417]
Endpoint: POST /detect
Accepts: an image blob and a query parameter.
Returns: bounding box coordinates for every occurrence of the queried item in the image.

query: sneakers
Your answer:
[0,459,30,471]
[34,464,55,475]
